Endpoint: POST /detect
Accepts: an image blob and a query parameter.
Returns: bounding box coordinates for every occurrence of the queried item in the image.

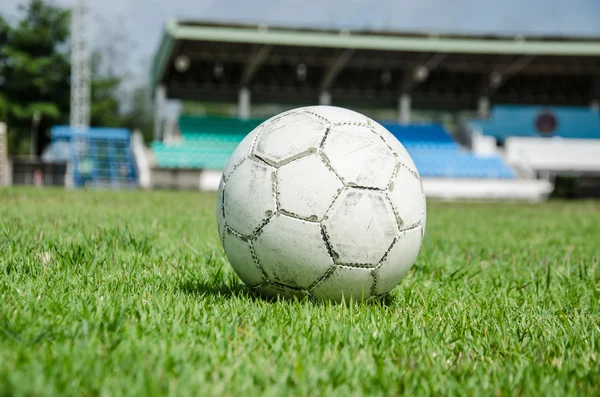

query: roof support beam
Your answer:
[482,55,535,96]
[401,53,447,93]
[320,49,354,92]
[241,45,272,87]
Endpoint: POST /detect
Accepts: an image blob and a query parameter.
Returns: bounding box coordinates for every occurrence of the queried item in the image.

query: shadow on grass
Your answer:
[178,277,397,307]
[178,278,311,304]
[178,278,252,300]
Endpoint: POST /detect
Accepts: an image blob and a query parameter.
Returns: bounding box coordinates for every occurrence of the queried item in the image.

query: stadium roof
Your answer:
[151,19,600,109]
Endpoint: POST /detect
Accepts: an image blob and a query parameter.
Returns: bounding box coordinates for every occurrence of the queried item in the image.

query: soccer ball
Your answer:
[216,106,426,302]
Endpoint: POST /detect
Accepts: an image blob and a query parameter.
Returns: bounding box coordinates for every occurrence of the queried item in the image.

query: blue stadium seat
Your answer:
[384,123,516,179]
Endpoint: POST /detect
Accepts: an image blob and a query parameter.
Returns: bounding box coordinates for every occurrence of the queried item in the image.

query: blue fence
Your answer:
[50,126,138,188]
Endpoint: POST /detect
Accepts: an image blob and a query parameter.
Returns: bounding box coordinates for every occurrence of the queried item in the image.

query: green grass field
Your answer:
[1,188,599,396]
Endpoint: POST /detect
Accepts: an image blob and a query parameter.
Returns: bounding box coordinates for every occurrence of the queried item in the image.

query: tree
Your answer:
[0,0,153,154]
[91,17,154,141]
[0,15,12,121]
[1,0,71,154]
[121,85,154,143]
[89,50,122,128]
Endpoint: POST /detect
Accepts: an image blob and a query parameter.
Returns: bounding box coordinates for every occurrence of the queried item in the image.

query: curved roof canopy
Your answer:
[152,19,600,109]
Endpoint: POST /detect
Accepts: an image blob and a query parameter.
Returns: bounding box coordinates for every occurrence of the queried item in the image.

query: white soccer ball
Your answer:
[216,106,426,302]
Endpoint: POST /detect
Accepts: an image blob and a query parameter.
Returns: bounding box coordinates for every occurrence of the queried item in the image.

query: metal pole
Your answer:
[70,0,91,131]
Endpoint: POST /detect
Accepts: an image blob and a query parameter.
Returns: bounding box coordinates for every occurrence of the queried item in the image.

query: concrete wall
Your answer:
[505,137,600,174]
[150,167,205,190]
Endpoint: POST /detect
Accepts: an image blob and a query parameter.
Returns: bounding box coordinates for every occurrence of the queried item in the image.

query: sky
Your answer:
[1,0,600,81]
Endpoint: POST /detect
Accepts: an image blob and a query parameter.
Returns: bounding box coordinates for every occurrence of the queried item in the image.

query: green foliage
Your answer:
[0,0,70,154]
[0,92,8,121]
[89,51,122,128]
[0,188,599,396]
[0,0,154,154]
[121,86,154,143]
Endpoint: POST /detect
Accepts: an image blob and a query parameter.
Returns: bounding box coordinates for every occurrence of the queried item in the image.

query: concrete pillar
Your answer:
[153,85,166,141]
[477,96,490,118]
[319,91,332,106]
[398,94,411,124]
[238,88,251,120]
[590,100,599,111]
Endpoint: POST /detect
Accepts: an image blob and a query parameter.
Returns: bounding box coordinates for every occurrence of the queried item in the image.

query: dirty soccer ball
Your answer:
[216,106,426,302]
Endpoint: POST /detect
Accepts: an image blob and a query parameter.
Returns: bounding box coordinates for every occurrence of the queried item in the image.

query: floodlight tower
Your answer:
[70,0,91,130]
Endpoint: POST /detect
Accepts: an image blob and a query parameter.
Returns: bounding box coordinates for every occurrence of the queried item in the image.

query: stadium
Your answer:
[139,19,600,200]
[1,1,600,395]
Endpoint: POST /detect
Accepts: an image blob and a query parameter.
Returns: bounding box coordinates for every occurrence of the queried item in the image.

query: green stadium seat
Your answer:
[153,115,265,169]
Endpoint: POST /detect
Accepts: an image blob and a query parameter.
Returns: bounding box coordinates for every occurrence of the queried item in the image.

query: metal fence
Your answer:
[10,158,67,186]
[50,127,138,188]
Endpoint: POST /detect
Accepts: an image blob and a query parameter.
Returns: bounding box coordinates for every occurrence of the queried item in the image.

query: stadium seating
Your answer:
[382,123,458,148]
[384,124,516,179]
[179,115,263,138]
[469,105,600,140]
[153,116,516,179]
[153,115,265,169]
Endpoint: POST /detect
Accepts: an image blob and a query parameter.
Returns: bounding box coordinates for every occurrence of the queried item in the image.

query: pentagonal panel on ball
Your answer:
[223,125,262,180]
[253,111,328,166]
[277,155,343,221]
[322,188,398,266]
[322,125,397,189]
[222,228,265,287]
[375,225,423,295]
[223,157,276,237]
[387,166,425,230]
[253,213,333,290]
[310,266,373,302]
